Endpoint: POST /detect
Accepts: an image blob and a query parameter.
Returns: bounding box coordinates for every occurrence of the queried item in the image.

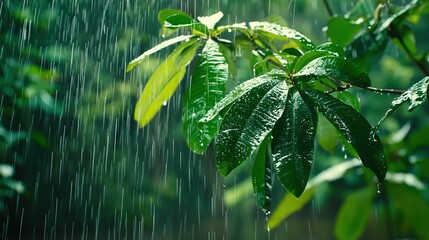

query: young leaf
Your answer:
[294,56,371,88]
[271,89,318,197]
[134,38,202,128]
[126,35,193,72]
[249,21,315,50]
[300,89,387,182]
[252,138,272,215]
[199,69,286,124]
[334,185,376,240]
[158,9,191,25]
[182,39,228,154]
[197,11,223,30]
[163,14,209,35]
[215,80,288,176]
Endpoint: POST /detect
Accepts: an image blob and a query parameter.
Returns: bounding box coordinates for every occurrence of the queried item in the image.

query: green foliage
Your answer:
[127,1,429,238]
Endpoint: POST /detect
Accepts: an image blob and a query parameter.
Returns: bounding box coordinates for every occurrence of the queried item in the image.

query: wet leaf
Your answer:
[392,76,429,111]
[126,35,193,72]
[327,17,362,47]
[215,80,288,176]
[334,185,376,240]
[182,39,228,154]
[378,0,421,32]
[158,9,191,25]
[252,138,272,214]
[293,50,338,73]
[301,89,387,182]
[134,39,201,128]
[199,69,286,124]
[163,14,209,35]
[271,89,318,197]
[249,21,315,50]
[268,159,361,229]
[294,56,371,88]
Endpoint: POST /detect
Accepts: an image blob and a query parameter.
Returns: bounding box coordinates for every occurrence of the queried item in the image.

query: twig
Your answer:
[362,86,405,95]
[322,0,334,17]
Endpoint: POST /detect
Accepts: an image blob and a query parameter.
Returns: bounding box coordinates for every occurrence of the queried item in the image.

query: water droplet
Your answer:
[162,101,167,106]
[377,183,382,194]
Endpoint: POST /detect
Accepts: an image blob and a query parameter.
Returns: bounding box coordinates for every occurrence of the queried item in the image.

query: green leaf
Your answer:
[271,89,318,197]
[134,38,201,128]
[378,0,421,32]
[392,76,429,111]
[300,89,387,182]
[334,185,376,240]
[182,39,228,154]
[126,35,193,72]
[374,77,429,131]
[268,186,316,230]
[197,11,223,30]
[252,137,272,214]
[158,9,190,25]
[337,91,361,111]
[215,80,288,176]
[164,14,209,35]
[317,115,340,153]
[294,56,371,88]
[388,182,429,240]
[199,69,286,124]
[268,159,361,229]
[327,17,362,47]
[293,50,338,73]
[249,21,315,50]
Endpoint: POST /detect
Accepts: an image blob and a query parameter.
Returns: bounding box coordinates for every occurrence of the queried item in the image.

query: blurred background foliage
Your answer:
[0,0,428,239]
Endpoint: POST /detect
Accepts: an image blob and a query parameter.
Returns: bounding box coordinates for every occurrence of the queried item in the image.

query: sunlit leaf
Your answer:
[182,39,228,154]
[294,56,371,88]
[301,89,387,182]
[215,80,288,176]
[199,69,286,124]
[272,89,318,197]
[126,35,193,72]
[134,39,201,128]
[334,185,376,240]
[252,137,272,214]
[249,21,315,50]
[268,159,361,229]
[197,11,223,30]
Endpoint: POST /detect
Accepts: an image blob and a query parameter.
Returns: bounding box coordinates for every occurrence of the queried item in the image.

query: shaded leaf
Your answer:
[294,56,371,88]
[272,89,318,197]
[252,137,272,214]
[215,80,288,176]
[134,39,201,127]
[334,185,376,240]
[317,115,340,153]
[388,182,429,240]
[126,35,193,72]
[182,39,228,154]
[199,69,286,124]
[268,159,361,229]
[301,89,386,182]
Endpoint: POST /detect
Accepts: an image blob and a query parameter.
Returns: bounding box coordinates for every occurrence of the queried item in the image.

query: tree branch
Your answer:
[322,0,334,17]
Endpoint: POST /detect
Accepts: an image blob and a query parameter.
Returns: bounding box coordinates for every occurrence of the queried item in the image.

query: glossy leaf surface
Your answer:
[215,80,288,176]
[199,70,286,124]
[134,39,201,127]
[272,89,318,197]
[252,138,272,214]
[294,56,371,88]
[182,39,228,154]
[301,89,387,182]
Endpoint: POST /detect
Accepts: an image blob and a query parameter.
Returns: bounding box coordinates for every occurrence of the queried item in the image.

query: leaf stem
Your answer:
[361,86,405,95]
[388,24,429,76]
[322,0,334,17]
